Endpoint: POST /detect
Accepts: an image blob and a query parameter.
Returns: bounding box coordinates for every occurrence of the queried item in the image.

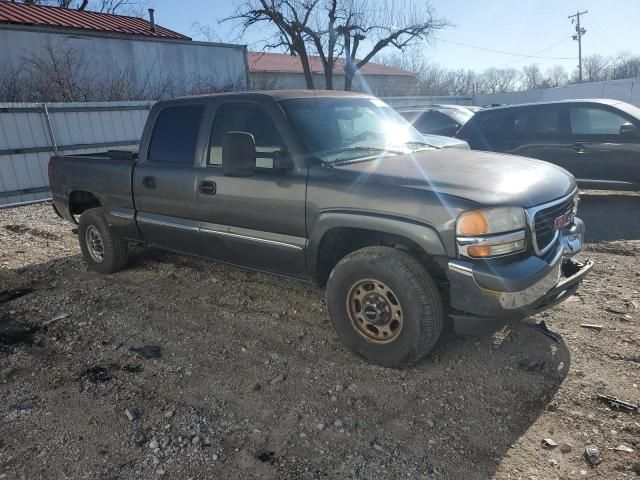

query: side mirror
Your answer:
[620,122,638,137]
[223,131,256,177]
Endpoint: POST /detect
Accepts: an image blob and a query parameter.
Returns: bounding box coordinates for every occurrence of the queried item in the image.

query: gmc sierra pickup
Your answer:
[49,90,593,367]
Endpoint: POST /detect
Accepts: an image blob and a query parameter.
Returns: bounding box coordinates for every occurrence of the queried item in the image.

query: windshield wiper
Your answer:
[405,140,442,150]
[323,146,404,165]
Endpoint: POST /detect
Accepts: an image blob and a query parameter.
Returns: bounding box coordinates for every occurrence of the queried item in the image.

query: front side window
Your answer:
[148,105,203,164]
[209,103,284,169]
[280,97,426,163]
[570,106,629,135]
[512,106,561,137]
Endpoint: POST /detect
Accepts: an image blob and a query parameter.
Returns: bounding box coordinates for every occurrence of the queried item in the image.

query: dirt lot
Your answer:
[0,192,639,480]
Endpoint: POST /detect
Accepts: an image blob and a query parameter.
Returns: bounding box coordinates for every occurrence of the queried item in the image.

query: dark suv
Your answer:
[456,99,640,190]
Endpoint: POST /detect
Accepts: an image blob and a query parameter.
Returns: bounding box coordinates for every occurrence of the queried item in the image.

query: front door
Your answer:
[133,104,204,253]
[195,101,308,278]
[565,104,640,189]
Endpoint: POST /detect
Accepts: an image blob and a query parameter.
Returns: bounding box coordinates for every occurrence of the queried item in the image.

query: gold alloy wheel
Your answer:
[85,225,105,263]
[346,279,403,344]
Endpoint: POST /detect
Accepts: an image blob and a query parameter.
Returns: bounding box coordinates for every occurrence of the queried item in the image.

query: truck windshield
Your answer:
[280,97,430,163]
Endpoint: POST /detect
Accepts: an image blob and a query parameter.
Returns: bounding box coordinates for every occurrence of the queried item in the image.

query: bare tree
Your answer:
[520,64,543,91]
[339,0,448,91]
[226,0,447,91]
[226,0,319,89]
[581,54,609,83]
[376,46,428,75]
[481,67,518,93]
[544,65,569,88]
[611,51,640,80]
[191,22,223,43]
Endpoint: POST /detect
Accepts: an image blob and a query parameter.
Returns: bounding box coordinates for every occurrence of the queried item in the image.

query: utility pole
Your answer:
[568,10,588,82]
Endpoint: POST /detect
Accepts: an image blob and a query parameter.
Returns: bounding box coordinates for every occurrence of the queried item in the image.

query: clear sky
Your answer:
[146,0,639,73]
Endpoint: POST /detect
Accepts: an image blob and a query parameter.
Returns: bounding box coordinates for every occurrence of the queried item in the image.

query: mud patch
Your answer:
[4,224,59,240]
[0,288,33,304]
[0,326,39,346]
[81,366,113,384]
[588,243,636,256]
[129,345,161,359]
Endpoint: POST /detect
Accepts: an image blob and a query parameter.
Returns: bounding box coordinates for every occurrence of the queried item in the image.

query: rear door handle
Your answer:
[142,176,156,189]
[199,180,216,195]
[571,143,585,153]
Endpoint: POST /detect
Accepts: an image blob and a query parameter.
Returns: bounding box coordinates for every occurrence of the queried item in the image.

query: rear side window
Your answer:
[512,106,561,137]
[417,111,458,131]
[570,106,629,135]
[148,105,204,164]
[209,103,284,168]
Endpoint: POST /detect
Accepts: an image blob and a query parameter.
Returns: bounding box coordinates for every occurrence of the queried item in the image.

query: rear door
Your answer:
[194,100,308,277]
[133,104,205,253]
[566,103,640,188]
[503,104,575,170]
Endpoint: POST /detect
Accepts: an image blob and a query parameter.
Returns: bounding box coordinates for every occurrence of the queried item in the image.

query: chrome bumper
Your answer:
[448,218,593,334]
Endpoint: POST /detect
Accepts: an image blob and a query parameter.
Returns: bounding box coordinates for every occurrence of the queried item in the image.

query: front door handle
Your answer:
[571,143,585,153]
[199,180,216,195]
[142,176,156,189]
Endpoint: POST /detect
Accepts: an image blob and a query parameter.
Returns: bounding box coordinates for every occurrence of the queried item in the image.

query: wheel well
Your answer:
[69,190,101,217]
[315,227,445,286]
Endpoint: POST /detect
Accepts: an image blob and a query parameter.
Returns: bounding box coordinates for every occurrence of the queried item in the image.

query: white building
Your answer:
[0,1,248,100]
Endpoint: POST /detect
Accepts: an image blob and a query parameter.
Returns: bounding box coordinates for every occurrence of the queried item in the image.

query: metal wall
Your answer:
[382,96,474,108]
[0,101,151,208]
[474,77,640,107]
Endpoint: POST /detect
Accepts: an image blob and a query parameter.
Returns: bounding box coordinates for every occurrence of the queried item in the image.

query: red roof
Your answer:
[0,0,190,40]
[248,51,415,77]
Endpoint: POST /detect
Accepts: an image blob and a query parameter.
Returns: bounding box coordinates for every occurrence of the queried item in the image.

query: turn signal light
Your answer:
[467,245,491,257]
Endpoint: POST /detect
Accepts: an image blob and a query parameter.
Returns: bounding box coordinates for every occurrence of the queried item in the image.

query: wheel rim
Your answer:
[346,279,403,344]
[85,225,105,263]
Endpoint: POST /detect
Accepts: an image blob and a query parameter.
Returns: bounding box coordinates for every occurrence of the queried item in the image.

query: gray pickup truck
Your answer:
[49,90,593,367]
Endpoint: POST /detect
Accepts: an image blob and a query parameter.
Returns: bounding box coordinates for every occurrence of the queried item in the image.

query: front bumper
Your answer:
[448,219,593,334]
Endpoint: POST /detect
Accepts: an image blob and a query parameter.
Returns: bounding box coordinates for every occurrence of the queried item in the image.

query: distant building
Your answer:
[0,1,248,101]
[248,51,418,96]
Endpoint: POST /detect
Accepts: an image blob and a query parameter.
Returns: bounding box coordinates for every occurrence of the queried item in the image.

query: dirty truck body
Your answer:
[49,90,593,367]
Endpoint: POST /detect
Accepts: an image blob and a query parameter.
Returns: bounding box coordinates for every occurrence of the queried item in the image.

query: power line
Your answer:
[496,37,573,68]
[434,37,575,60]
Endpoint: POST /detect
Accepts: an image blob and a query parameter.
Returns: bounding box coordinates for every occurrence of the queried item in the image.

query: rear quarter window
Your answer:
[148,105,204,164]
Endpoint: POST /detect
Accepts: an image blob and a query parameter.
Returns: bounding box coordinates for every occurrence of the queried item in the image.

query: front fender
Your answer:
[307,211,447,282]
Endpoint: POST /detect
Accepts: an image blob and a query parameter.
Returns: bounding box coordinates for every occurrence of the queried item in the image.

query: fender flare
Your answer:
[307,211,447,282]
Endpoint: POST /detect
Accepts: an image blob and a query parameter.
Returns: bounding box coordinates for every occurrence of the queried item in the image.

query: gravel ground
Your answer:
[0,192,639,480]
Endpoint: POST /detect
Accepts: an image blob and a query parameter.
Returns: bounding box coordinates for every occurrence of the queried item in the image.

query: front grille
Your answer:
[533,196,574,253]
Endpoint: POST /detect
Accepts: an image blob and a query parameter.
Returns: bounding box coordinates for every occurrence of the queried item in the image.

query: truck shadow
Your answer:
[578,191,640,242]
[1,249,570,479]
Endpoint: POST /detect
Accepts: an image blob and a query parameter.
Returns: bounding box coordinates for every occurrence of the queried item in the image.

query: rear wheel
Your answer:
[78,208,129,274]
[326,246,444,368]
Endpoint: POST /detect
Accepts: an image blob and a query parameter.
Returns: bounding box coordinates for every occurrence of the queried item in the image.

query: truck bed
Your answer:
[49,151,137,223]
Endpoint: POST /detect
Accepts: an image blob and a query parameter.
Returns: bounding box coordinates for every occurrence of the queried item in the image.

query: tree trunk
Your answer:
[299,54,315,89]
[344,61,355,91]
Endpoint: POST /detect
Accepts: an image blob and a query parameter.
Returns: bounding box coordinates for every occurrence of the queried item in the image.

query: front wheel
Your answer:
[78,208,129,274]
[326,247,444,368]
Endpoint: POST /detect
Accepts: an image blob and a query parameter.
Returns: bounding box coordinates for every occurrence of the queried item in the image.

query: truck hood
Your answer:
[330,149,576,208]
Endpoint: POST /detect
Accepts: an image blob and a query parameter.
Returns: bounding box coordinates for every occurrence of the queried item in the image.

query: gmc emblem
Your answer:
[554,212,574,229]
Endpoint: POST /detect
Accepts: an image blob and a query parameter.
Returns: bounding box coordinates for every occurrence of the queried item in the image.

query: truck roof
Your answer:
[169,89,373,103]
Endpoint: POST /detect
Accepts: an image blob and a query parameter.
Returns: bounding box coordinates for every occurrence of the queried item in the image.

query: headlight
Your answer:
[456,207,526,258]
